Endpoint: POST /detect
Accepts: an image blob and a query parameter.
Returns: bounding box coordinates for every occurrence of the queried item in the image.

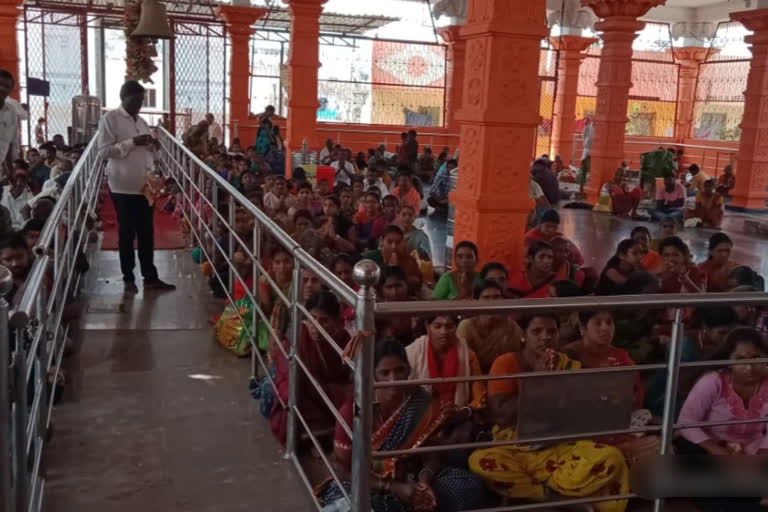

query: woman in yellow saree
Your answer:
[468,313,630,512]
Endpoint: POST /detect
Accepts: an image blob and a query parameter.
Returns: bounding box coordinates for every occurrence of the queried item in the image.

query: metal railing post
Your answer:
[228,199,234,294]
[0,267,13,512]
[14,326,29,512]
[653,307,685,512]
[285,261,303,458]
[350,260,380,512]
[251,221,261,380]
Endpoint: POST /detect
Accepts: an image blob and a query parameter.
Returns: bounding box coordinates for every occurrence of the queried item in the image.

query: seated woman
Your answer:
[658,236,705,294]
[698,232,737,292]
[376,265,423,347]
[396,204,432,261]
[319,339,488,512]
[551,236,586,288]
[685,178,723,228]
[406,314,484,408]
[675,327,768,512]
[645,306,737,419]
[362,225,422,296]
[457,279,523,373]
[715,164,735,197]
[479,261,508,288]
[469,313,630,512]
[257,246,295,354]
[271,291,351,446]
[563,310,644,408]
[608,167,643,218]
[649,217,677,253]
[630,226,661,272]
[432,241,480,300]
[508,241,556,298]
[524,209,584,266]
[727,265,765,291]
[354,191,388,252]
[612,271,664,365]
[595,239,643,296]
[549,280,585,347]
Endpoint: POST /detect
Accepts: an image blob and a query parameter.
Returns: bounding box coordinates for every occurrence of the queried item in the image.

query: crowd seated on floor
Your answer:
[185,129,768,512]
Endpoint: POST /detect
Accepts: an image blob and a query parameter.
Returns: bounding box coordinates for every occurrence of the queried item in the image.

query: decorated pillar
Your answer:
[438,26,466,135]
[285,0,326,178]
[0,0,23,99]
[728,8,768,210]
[217,5,267,145]
[549,35,597,165]
[672,47,709,142]
[451,0,548,271]
[580,0,665,202]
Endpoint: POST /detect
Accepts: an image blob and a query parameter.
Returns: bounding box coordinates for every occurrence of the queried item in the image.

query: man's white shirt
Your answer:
[97,107,153,195]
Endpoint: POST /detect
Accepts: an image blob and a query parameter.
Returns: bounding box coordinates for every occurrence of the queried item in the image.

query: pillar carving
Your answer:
[0,0,23,100]
[285,0,327,178]
[672,47,710,142]
[580,0,665,202]
[438,26,466,135]
[451,0,548,271]
[217,5,267,145]
[728,9,768,210]
[549,35,597,165]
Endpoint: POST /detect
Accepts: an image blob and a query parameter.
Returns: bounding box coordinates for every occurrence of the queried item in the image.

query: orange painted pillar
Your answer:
[580,0,664,202]
[438,26,466,135]
[451,0,548,271]
[0,0,23,100]
[729,8,768,210]
[549,35,597,166]
[285,0,326,178]
[672,47,709,142]
[217,5,267,146]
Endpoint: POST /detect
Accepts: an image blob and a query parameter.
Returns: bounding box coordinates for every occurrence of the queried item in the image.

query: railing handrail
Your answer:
[373,291,768,316]
[625,139,738,153]
[157,127,357,306]
[35,133,99,256]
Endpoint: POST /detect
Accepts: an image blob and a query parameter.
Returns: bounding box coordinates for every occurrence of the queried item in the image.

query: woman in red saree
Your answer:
[406,314,484,408]
[658,236,705,294]
[271,291,351,446]
[697,232,737,293]
[563,310,645,408]
[508,241,556,298]
[524,209,584,266]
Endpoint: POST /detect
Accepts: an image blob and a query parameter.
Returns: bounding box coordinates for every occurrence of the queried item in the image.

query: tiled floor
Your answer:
[422,208,768,276]
[43,250,312,512]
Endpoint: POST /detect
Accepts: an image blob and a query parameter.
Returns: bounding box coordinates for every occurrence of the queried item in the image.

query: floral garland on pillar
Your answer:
[124,0,158,83]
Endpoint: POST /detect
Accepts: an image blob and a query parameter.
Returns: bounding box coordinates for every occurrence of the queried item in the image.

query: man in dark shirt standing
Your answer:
[404,129,419,171]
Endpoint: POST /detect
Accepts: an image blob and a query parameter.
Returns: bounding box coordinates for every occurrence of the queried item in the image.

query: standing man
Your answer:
[405,129,419,170]
[0,70,20,179]
[97,80,175,294]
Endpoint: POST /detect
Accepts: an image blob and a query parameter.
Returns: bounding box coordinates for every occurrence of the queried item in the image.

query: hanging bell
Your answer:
[131,0,174,40]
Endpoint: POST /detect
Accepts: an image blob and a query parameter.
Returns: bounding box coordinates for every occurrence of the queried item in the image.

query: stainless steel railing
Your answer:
[155,127,368,511]
[1,132,105,512]
[154,127,768,512]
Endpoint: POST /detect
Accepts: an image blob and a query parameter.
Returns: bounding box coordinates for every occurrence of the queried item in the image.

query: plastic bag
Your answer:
[214,298,254,356]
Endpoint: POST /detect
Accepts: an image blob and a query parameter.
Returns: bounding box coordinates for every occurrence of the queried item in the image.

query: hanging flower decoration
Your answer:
[124,0,158,83]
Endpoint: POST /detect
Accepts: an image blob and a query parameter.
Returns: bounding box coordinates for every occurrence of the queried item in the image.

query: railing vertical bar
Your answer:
[14,328,29,512]
[285,261,302,457]
[350,260,379,512]
[0,274,12,512]
[653,307,685,512]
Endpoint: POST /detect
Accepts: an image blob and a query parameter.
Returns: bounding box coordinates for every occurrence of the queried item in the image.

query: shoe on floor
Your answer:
[144,279,176,291]
[124,281,139,294]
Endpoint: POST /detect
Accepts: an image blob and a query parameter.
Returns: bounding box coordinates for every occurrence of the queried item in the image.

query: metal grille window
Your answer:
[692,22,750,142]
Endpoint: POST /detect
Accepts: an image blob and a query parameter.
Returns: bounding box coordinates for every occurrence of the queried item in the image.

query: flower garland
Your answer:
[124,0,158,83]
